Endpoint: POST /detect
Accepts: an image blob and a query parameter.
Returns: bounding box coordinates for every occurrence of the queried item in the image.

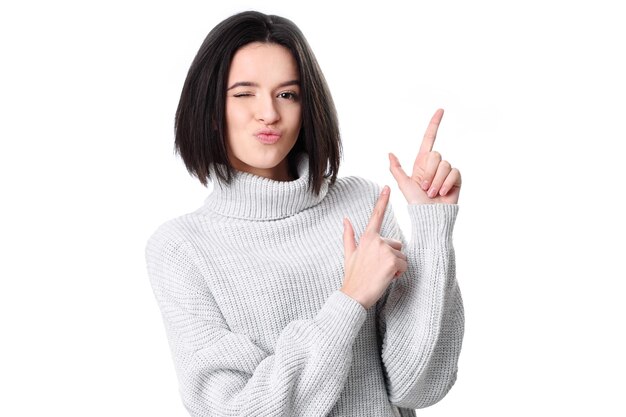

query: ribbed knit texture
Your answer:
[145,153,464,417]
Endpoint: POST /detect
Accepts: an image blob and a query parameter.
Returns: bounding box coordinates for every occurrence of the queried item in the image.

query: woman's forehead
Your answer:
[228,42,299,85]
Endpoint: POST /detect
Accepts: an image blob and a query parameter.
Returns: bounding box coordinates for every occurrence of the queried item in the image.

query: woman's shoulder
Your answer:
[331,174,385,200]
[324,174,389,217]
[144,210,208,255]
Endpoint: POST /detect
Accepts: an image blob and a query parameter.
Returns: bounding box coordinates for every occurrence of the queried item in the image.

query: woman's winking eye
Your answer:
[232,92,253,98]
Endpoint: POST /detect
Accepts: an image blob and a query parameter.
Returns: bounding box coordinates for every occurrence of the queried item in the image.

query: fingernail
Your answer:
[440,187,447,196]
[421,180,429,190]
[382,186,390,195]
[428,187,437,198]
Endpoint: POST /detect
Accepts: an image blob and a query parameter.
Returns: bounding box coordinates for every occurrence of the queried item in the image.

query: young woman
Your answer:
[145,10,463,417]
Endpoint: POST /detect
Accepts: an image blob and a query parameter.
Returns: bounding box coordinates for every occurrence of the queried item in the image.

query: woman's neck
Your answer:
[204,153,329,220]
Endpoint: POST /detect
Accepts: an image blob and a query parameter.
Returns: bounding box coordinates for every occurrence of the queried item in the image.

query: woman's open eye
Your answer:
[278,91,299,101]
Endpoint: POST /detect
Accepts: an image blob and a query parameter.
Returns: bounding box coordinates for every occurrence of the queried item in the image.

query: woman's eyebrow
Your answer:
[227,80,300,91]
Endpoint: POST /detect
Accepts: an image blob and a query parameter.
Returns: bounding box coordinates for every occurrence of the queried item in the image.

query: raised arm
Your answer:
[145,231,367,417]
[376,109,464,408]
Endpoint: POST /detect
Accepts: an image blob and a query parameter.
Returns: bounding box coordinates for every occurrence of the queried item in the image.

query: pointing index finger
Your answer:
[366,185,390,234]
[418,108,444,157]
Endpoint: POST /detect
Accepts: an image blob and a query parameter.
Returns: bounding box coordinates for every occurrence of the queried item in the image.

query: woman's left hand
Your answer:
[389,108,462,205]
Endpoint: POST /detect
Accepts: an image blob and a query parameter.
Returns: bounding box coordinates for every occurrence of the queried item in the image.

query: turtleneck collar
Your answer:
[203,153,330,220]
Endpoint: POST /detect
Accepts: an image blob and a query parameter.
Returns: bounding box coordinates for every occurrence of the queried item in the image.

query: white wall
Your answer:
[1,0,624,415]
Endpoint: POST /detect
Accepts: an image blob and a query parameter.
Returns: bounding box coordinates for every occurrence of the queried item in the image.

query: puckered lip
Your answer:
[254,128,281,136]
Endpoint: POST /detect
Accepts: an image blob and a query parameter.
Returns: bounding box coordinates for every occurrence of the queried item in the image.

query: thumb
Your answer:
[343,217,356,258]
[388,152,413,190]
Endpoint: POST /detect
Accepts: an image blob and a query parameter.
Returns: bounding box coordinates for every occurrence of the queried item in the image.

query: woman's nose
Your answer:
[255,96,280,125]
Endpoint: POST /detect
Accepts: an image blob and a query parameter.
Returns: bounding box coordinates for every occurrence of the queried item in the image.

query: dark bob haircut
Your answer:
[174,11,341,196]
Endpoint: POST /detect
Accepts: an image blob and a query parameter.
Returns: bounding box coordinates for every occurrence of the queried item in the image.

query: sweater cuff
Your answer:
[408,203,458,248]
[314,290,367,346]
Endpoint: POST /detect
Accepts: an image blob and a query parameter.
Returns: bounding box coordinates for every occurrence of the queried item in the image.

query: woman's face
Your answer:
[225,42,302,181]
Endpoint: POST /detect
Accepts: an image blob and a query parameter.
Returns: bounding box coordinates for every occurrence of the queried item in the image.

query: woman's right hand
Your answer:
[341,185,408,309]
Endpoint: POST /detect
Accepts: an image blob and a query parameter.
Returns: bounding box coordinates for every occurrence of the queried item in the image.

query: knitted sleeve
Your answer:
[376,201,464,409]
[145,230,367,417]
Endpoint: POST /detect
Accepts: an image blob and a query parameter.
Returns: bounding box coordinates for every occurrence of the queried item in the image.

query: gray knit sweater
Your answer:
[145,153,464,417]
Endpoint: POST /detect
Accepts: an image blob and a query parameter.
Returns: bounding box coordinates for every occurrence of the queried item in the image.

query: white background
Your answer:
[1,0,625,415]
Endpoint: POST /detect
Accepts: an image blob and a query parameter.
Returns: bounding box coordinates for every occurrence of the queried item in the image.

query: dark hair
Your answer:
[174,11,341,196]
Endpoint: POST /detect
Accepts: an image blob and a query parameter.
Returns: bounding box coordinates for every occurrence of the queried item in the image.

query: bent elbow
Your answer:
[392,368,458,410]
